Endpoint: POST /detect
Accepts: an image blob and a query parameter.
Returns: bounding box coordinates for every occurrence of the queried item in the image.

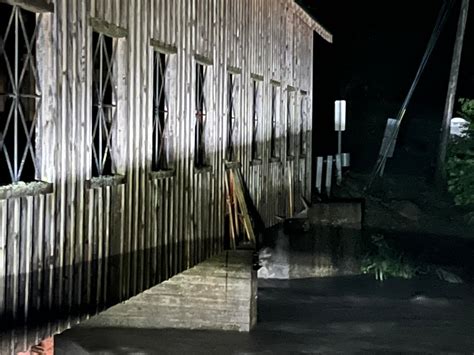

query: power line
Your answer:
[366,0,455,190]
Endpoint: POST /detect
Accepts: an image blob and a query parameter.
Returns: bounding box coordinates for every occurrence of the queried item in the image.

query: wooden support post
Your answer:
[288,164,294,217]
[436,0,470,186]
[224,172,236,250]
[230,169,256,245]
[230,173,240,239]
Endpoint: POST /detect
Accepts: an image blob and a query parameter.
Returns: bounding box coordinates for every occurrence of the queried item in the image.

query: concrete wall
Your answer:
[79,250,257,332]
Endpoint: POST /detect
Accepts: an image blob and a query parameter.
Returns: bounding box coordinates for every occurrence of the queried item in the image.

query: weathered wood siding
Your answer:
[0,0,330,352]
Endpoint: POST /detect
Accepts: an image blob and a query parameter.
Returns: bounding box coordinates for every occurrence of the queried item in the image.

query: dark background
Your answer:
[302,0,474,177]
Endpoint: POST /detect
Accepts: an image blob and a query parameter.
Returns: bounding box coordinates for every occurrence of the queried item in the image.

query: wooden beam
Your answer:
[435,0,470,186]
[148,169,176,180]
[250,73,264,82]
[225,161,242,170]
[194,54,213,66]
[0,0,53,13]
[0,181,53,200]
[150,39,177,54]
[270,79,281,87]
[227,65,242,75]
[90,17,128,38]
[85,175,127,190]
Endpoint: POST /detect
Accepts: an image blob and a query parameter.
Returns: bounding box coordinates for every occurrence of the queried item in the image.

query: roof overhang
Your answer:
[292,1,333,43]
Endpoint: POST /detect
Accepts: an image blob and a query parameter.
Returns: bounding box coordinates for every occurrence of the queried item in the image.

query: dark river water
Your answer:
[56,275,474,354]
[57,224,474,354]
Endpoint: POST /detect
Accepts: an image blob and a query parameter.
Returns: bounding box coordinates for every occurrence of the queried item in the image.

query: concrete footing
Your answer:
[259,202,363,280]
[259,226,361,279]
[80,250,257,332]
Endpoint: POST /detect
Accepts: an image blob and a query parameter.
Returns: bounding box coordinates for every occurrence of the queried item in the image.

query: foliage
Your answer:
[446,98,474,209]
[458,98,474,119]
[361,235,423,281]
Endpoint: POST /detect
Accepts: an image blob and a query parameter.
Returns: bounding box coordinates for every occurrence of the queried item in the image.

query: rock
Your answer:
[410,295,451,306]
[391,200,422,221]
[436,268,463,284]
[257,232,290,280]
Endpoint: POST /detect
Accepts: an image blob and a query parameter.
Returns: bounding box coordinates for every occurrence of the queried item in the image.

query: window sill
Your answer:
[250,159,263,167]
[12,0,54,13]
[0,181,53,200]
[269,157,281,164]
[286,155,295,162]
[194,165,213,175]
[86,175,126,189]
[225,161,241,170]
[149,169,176,180]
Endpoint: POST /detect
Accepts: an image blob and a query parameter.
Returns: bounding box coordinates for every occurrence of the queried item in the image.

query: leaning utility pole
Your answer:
[436,0,470,187]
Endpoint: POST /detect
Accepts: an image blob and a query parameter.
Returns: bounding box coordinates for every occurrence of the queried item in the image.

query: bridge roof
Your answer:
[293,1,333,43]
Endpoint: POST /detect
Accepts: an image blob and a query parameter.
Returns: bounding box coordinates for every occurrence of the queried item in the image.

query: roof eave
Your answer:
[293,1,333,43]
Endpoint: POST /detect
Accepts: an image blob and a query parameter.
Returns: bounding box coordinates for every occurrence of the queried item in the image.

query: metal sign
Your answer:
[316,156,324,194]
[380,118,398,159]
[334,100,346,132]
[341,153,351,168]
[335,154,342,185]
[326,155,333,196]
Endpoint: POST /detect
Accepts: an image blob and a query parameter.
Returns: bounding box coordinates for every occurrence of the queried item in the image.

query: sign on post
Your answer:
[326,155,333,197]
[334,100,346,132]
[335,154,343,185]
[316,156,324,194]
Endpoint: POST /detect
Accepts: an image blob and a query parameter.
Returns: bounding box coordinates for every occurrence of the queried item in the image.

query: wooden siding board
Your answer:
[0,201,7,327]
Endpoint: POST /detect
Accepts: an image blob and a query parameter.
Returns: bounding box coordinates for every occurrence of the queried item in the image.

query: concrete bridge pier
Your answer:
[72,250,257,332]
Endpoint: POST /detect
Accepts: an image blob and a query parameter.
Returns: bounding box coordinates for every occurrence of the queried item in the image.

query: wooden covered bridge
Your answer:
[0,0,332,352]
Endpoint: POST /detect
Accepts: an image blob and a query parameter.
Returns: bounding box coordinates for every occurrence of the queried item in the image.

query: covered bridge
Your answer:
[0,0,332,352]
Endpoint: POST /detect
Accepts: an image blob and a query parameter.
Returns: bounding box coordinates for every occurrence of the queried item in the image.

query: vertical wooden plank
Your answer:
[119,185,126,299]
[42,193,54,339]
[0,201,7,330]
[22,197,34,350]
[90,189,99,314]
[54,0,68,334]
[137,0,146,293]
[151,180,158,284]
[123,0,134,298]
[169,179,177,273]
[73,0,87,325]
[7,199,20,353]
[82,189,93,318]
[96,188,103,311]
[107,184,124,306]
[31,195,44,345]
[66,0,78,329]
[103,186,111,307]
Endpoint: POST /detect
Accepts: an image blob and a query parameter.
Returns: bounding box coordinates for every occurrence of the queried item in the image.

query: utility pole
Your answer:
[436,0,470,187]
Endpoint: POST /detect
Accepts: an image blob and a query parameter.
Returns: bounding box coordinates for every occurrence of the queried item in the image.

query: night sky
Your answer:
[302,0,474,176]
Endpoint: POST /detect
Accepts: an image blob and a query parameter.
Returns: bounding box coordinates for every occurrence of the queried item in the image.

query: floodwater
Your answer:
[56,275,474,354]
[56,222,474,354]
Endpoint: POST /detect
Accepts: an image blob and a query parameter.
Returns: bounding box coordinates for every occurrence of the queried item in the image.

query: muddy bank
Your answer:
[258,218,474,283]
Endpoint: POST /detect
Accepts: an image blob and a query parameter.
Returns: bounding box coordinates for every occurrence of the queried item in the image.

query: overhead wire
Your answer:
[366,0,455,190]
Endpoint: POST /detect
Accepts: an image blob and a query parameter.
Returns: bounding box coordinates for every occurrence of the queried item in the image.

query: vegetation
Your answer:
[446,98,474,223]
[361,235,424,281]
